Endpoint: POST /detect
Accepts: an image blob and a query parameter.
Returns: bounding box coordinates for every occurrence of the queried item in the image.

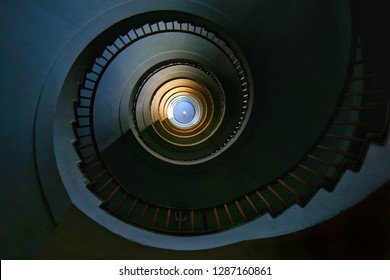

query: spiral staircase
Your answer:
[0,0,389,259]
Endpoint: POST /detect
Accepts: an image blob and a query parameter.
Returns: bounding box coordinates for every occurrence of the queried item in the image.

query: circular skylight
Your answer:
[168,95,201,128]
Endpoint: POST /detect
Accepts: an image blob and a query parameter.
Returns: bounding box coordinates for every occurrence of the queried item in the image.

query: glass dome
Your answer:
[167,95,201,128]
